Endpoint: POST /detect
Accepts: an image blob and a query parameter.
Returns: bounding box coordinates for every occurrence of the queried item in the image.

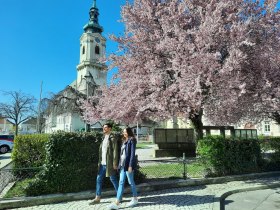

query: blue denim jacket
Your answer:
[118,137,137,171]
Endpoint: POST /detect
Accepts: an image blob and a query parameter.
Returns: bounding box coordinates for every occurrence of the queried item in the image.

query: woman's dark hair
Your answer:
[125,127,134,137]
[124,127,137,142]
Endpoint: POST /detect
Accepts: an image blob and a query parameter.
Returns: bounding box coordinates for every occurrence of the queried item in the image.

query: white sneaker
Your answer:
[107,202,119,210]
[127,199,138,207]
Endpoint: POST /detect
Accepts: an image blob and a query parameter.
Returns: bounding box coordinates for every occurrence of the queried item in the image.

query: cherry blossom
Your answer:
[81,0,280,138]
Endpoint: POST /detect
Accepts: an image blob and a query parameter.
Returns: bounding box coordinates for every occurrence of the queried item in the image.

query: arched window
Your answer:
[82,46,85,54]
[95,46,100,54]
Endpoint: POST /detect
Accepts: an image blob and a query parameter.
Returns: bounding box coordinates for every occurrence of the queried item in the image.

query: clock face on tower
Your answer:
[95,37,100,43]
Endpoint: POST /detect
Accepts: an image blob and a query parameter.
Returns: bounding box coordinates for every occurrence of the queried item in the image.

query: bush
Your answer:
[25,131,146,196]
[26,132,102,195]
[269,137,280,151]
[134,155,147,182]
[260,137,280,170]
[12,134,49,168]
[197,135,262,176]
[260,136,280,152]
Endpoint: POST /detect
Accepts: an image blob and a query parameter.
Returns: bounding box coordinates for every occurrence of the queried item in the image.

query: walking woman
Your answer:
[108,127,138,209]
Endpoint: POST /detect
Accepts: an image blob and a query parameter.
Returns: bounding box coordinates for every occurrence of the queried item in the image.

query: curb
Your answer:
[0,171,279,209]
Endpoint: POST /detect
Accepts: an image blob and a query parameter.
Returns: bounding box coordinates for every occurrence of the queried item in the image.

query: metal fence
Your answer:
[138,157,205,182]
[0,152,276,198]
[0,167,42,198]
[0,158,205,198]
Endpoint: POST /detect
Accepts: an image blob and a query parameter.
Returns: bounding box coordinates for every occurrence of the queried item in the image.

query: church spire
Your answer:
[93,0,97,8]
[83,0,103,33]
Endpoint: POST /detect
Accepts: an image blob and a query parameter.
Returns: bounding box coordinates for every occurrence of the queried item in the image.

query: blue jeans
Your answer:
[96,165,118,196]
[116,167,137,201]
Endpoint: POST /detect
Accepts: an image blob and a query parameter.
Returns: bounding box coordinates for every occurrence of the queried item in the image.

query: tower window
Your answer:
[82,46,85,54]
[95,46,100,54]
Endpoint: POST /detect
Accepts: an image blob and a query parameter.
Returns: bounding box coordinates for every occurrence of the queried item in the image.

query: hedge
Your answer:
[25,131,146,196]
[25,132,102,195]
[12,134,49,168]
[260,136,280,152]
[259,137,280,170]
[197,135,262,176]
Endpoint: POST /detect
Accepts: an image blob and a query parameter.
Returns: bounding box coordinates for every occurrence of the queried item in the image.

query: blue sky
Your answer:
[0,0,126,102]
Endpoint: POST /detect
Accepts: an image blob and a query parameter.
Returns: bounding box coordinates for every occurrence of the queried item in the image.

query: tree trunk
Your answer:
[271,112,280,125]
[190,109,204,140]
[172,116,179,128]
[15,124,18,136]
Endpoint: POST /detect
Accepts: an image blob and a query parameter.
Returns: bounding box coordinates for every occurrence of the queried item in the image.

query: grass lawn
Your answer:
[140,161,205,179]
[187,162,206,178]
[136,142,155,149]
[4,178,33,198]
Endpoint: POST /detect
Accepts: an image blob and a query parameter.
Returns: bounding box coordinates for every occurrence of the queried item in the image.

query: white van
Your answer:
[0,135,14,154]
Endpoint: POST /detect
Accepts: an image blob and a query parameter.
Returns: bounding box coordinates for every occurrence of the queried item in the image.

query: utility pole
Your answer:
[37,81,43,133]
[84,72,93,132]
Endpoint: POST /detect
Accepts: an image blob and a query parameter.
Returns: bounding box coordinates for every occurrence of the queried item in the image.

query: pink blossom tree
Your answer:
[82,0,280,138]
[206,37,280,125]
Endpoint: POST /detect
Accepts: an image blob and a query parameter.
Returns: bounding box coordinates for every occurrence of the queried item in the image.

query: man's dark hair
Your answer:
[103,123,112,128]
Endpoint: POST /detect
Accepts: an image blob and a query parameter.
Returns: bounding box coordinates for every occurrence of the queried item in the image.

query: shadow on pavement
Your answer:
[137,185,218,207]
[243,175,280,187]
[223,199,234,206]
[139,194,218,207]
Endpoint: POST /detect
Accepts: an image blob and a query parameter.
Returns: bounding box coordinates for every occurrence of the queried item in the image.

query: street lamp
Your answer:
[36,81,43,133]
[84,71,93,132]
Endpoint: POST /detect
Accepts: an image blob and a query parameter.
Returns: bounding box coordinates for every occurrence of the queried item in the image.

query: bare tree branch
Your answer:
[0,91,36,135]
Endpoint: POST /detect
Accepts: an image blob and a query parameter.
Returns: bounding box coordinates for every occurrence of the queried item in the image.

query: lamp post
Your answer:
[36,81,43,133]
[84,71,93,132]
[136,121,139,141]
[182,152,187,180]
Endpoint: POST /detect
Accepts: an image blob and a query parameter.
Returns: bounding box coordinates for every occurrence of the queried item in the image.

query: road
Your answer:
[0,152,12,169]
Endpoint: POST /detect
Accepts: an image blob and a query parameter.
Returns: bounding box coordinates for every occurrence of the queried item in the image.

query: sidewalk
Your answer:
[225,187,280,210]
[1,172,279,210]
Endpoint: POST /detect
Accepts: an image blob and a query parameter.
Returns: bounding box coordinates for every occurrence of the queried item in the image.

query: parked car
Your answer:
[0,135,14,154]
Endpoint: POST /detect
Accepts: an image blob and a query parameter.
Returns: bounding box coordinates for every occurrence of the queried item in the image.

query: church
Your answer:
[44,0,107,133]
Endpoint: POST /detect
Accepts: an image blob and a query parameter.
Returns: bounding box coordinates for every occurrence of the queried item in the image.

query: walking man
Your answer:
[90,123,119,204]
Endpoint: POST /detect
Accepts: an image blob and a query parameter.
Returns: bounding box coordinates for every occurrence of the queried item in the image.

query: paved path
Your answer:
[225,188,280,210]
[13,176,280,210]
[136,144,156,160]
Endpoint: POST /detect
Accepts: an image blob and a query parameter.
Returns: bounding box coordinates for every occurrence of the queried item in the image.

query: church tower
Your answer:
[76,0,107,96]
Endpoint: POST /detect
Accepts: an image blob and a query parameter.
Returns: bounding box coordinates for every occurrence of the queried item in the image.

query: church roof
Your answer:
[83,0,103,33]
[69,80,77,89]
